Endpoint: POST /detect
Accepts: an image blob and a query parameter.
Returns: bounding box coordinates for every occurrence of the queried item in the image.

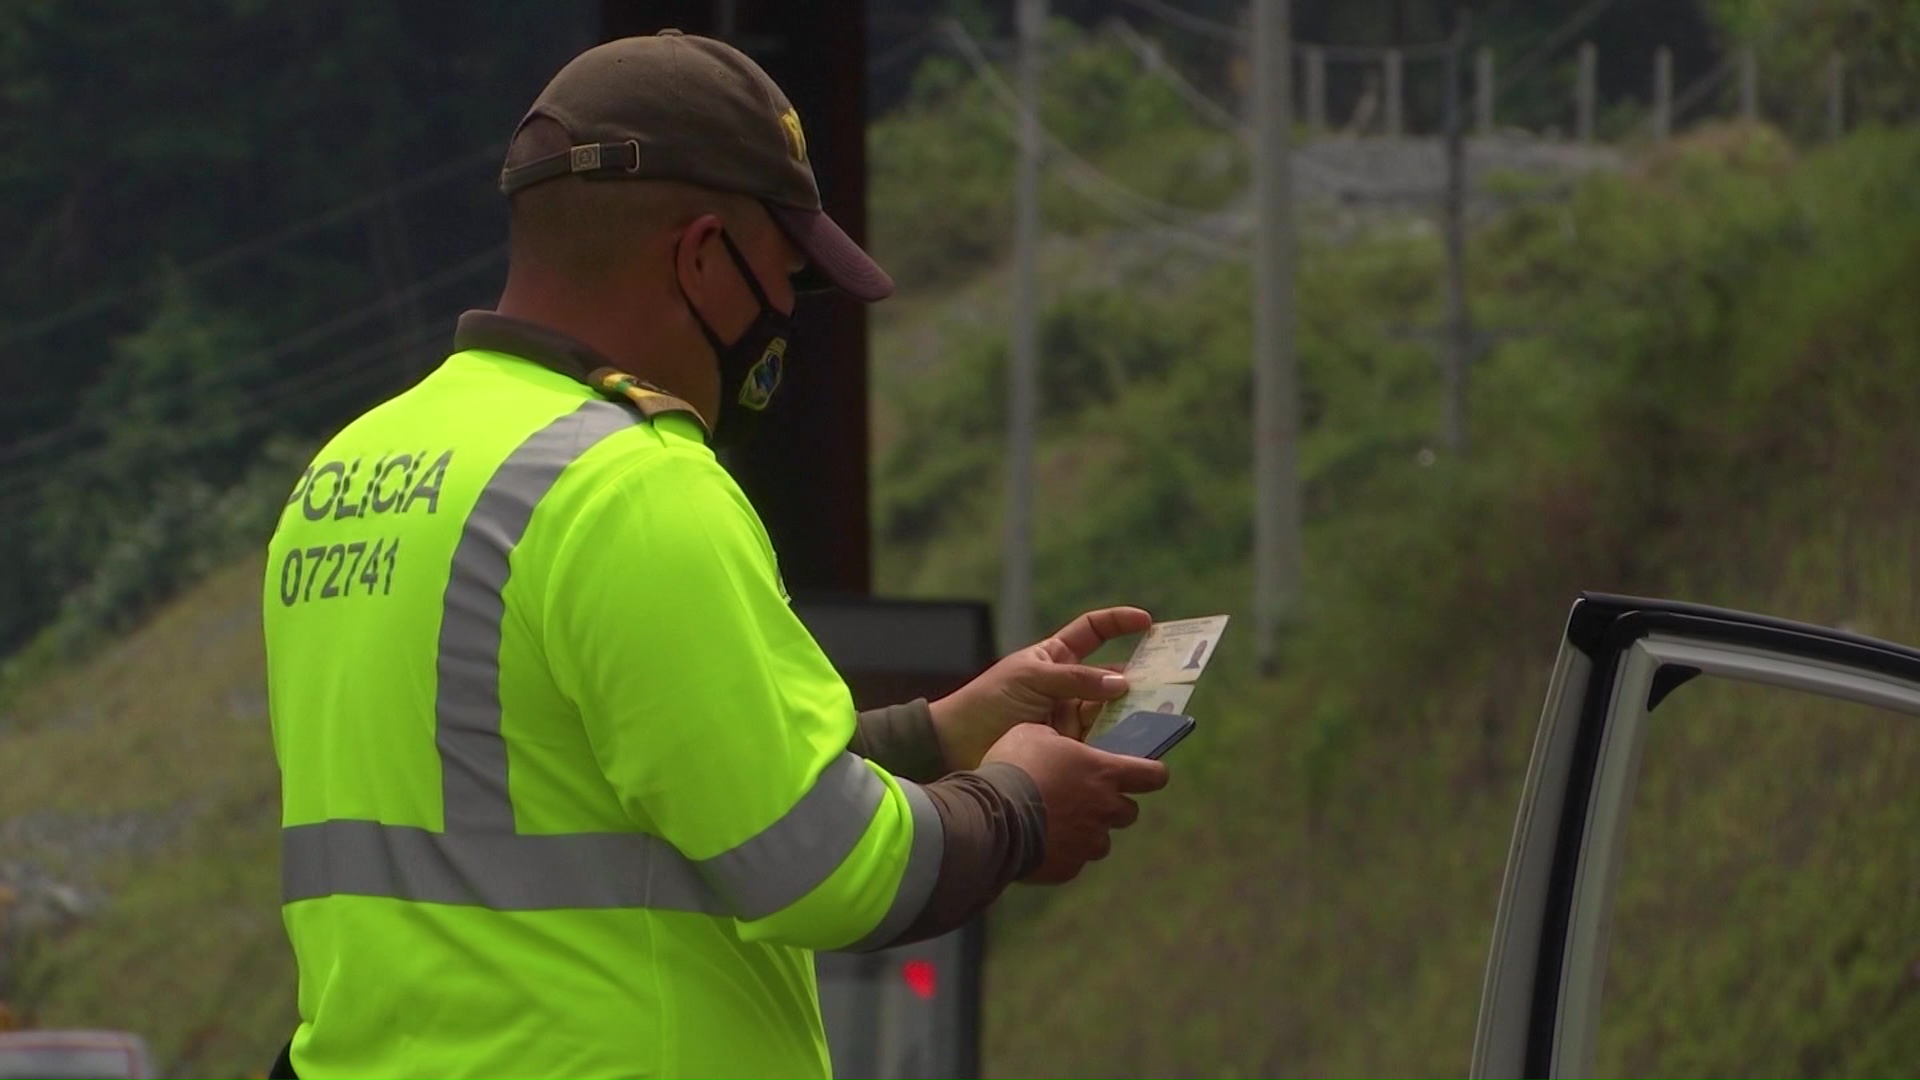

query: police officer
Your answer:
[264,31,1170,1079]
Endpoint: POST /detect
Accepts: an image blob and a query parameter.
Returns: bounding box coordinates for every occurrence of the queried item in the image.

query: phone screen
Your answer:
[1089,711,1194,760]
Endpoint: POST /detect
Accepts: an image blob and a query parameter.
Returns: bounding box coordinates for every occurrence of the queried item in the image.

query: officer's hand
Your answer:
[982,722,1170,885]
[929,606,1153,770]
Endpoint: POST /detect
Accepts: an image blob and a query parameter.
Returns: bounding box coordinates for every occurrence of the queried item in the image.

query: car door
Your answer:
[0,1032,151,1080]
[1469,593,1920,1078]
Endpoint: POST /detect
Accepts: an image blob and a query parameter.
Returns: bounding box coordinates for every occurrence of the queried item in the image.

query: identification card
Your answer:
[1088,615,1229,739]
[1118,615,1229,685]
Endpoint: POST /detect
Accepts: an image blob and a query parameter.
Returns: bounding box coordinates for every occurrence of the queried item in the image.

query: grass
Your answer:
[0,559,290,1077]
[1595,677,1920,1078]
[872,122,1920,1077]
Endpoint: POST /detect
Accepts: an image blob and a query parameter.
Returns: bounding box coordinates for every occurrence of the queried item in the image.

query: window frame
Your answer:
[1470,593,1920,1078]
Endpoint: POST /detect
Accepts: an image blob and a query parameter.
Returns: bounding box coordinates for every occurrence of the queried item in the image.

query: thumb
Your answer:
[1017,662,1131,702]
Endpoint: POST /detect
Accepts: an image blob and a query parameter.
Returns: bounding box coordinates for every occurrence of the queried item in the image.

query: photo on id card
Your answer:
[1119,615,1229,685]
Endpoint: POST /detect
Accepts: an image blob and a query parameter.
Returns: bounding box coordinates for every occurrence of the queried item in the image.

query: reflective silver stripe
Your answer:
[695,752,888,921]
[289,399,934,923]
[436,401,635,831]
[840,777,945,953]
[282,819,728,913]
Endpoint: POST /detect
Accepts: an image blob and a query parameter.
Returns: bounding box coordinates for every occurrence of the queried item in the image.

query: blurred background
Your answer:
[2,0,1919,1076]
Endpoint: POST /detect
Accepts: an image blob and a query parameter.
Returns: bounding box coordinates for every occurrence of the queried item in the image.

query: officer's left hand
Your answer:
[928,606,1153,771]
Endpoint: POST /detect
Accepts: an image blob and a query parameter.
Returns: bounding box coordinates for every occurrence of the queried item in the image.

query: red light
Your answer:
[901,959,937,1000]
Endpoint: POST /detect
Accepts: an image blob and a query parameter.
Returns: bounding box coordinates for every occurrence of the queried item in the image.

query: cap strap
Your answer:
[498,140,642,196]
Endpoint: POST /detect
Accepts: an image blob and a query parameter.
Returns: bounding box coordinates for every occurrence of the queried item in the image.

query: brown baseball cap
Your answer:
[499,30,893,302]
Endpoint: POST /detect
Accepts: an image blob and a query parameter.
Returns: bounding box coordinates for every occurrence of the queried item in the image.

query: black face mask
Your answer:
[681,231,796,449]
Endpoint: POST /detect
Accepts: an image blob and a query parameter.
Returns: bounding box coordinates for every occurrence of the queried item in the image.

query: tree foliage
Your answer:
[0,1,590,662]
[1710,0,1920,134]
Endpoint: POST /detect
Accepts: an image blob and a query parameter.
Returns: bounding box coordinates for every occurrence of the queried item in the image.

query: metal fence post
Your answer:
[1384,48,1403,136]
[1475,46,1494,136]
[1305,46,1326,133]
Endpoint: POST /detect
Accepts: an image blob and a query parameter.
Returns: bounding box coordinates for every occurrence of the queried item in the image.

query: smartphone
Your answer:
[1089,711,1195,760]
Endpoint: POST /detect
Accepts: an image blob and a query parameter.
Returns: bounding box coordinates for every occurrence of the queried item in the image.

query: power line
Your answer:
[0,245,503,468]
[1492,0,1630,105]
[1113,0,1455,59]
[0,248,495,468]
[0,246,504,467]
[0,330,420,496]
[182,323,451,446]
[940,20,1233,243]
[0,420,85,470]
[1665,48,1740,129]
[1114,0,1240,43]
[1104,19,1245,133]
[0,356,422,523]
[235,314,453,415]
[229,246,501,381]
[0,142,504,353]
[1101,19,1443,204]
[870,24,937,75]
[942,21,1434,252]
[0,319,454,507]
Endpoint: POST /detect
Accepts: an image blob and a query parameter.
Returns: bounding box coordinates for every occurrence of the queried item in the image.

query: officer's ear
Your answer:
[672,213,728,304]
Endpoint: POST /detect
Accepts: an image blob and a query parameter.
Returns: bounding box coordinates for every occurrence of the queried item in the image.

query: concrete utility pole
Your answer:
[1576,42,1597,143]
[1826,52,1846,140]
[999,0,1044,653]
[1252,0,1302,674]
[1738,48,1758,122]
[1441,8,1473,454]
[1653,46,1673,141]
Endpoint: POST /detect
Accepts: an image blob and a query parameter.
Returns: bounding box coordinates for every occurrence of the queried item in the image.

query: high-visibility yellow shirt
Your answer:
[263,340,940,1079]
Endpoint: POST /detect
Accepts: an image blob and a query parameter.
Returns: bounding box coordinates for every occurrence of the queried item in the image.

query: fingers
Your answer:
[1049,701,1097,740]
[1045,665,1129,741]
[1073,698,1103,739]
[1019,661,1131,703]
[1047,606,1153,661]
[1105,752,1171,794]
[1109,794,1140,829]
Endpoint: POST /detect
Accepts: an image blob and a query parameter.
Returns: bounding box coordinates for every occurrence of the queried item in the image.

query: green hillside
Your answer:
[6,28,1920,1080]
[865,107,1920,1075]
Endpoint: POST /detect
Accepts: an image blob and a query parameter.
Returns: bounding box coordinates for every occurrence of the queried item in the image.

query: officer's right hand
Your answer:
[982,722,1170,885]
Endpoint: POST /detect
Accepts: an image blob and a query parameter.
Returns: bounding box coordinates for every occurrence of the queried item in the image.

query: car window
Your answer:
[1590,675,1920,1078]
